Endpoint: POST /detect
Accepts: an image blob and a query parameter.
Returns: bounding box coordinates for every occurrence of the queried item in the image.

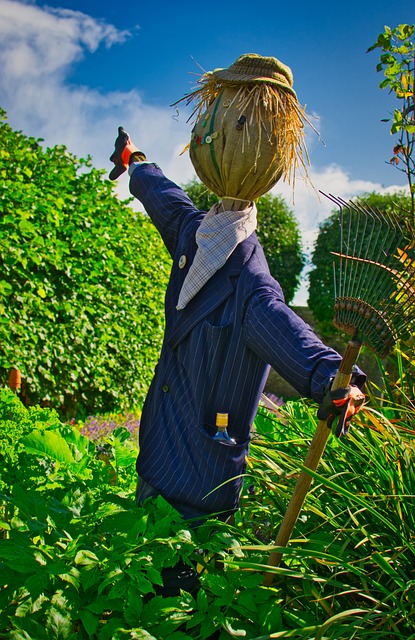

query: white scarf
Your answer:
[176,201,257,310]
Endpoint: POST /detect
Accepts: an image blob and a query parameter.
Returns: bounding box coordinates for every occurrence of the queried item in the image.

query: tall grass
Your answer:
[231,351,415,639]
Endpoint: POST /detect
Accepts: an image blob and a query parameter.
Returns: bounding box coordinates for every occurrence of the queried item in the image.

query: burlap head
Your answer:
[176,53,309,201]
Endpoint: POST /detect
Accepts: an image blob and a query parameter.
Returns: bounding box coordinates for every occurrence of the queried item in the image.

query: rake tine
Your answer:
[348,205,371,306]
[338,200,409,330]
[342,201,362,313]
[349,206,371,302]
[322,191,414,344]
[352,203,389,306]
[345,202,360,304]
[351,203,381,297]
[339,204,349,304]
[373,223,413,340]
[332,199,379,312]
[382,269,415,327]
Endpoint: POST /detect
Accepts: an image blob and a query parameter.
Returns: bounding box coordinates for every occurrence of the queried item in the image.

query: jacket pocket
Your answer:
[196,424,249,510]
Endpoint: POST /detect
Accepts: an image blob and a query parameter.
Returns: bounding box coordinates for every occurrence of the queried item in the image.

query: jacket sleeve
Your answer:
[242,285,366,404]
[129,162,200,258]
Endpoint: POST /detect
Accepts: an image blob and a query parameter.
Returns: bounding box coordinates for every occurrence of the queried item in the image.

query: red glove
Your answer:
[109,126,145,180]
[317,385,365,437]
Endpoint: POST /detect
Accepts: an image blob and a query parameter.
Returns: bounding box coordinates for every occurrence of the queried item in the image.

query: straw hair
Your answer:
[175,53,310,200]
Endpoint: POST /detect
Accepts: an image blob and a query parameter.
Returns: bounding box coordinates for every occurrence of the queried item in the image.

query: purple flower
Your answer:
[79,412,140,443]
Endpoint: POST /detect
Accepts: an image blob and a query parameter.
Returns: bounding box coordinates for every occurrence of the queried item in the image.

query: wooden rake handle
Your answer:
[263,340,362,586]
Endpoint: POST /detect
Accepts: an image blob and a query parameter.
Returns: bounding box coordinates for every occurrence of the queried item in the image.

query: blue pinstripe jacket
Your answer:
[130,162,364,517]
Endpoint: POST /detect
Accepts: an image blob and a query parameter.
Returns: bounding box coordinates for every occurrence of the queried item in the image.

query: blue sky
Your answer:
[0,0,413,303]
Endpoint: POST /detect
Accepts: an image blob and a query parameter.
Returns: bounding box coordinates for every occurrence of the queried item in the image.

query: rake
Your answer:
[263,193,415,585]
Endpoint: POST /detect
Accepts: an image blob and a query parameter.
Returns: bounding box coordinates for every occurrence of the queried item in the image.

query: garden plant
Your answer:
[1,367,415,638]
[368,23,415,219]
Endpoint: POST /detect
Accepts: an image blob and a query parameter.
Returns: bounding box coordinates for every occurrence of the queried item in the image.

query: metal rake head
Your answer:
[323,193,415,358]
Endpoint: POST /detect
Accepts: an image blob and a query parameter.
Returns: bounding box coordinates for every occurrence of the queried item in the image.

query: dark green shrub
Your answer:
[1,391,415,637]
[0,110,170,418]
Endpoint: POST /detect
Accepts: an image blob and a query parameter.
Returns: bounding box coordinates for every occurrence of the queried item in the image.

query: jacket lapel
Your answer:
[167,236,256,350]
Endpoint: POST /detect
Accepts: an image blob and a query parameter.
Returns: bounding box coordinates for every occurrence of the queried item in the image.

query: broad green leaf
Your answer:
[79,609,99,636]
[22,430,75,464]
[74,549,100,566]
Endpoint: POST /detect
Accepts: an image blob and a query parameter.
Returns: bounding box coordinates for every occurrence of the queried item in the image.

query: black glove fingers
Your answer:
[109,164,127,180]
[109,126,130,164]
[317,405,329,421]
[330,386,351,402]
[334,399,350,437]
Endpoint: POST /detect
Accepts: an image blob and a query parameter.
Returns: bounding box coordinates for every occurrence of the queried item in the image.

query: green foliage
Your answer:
[1,387,415,637]
[308,191,412,332]
[182,179,305,304]
[368,339,415,418]
[181,178,219,213]
[368,24,415,219]
[0,109,170,418]
[0,387,62,491]
[0,390,249,639]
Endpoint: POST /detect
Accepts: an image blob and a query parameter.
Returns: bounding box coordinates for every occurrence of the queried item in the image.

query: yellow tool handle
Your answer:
[263,340,361,586]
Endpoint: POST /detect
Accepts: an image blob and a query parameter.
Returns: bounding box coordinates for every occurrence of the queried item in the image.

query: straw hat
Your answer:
[176,53,309,201]
[207,53,296,96]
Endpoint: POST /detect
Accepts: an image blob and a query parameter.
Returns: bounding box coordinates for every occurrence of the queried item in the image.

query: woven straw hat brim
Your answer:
[209,69,297,97]
[206,53,297,96]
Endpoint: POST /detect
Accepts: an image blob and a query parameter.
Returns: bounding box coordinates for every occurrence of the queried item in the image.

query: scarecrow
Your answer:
[109,53,366,596]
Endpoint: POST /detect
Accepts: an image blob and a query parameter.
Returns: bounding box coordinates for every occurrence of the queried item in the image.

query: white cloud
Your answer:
[0,0,192,185]
[0,0,131,78]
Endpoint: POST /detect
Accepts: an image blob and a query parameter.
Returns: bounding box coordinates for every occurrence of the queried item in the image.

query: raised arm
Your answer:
[128,162,199,257]
[109,126,199,257]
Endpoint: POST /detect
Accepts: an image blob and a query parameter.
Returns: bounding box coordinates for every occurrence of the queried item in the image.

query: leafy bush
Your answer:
[0,390,236,639]
[0,387,62,492]
[0,109,170,419]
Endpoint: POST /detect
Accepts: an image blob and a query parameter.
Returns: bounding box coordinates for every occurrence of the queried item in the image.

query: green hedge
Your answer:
[0,110,170,418]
